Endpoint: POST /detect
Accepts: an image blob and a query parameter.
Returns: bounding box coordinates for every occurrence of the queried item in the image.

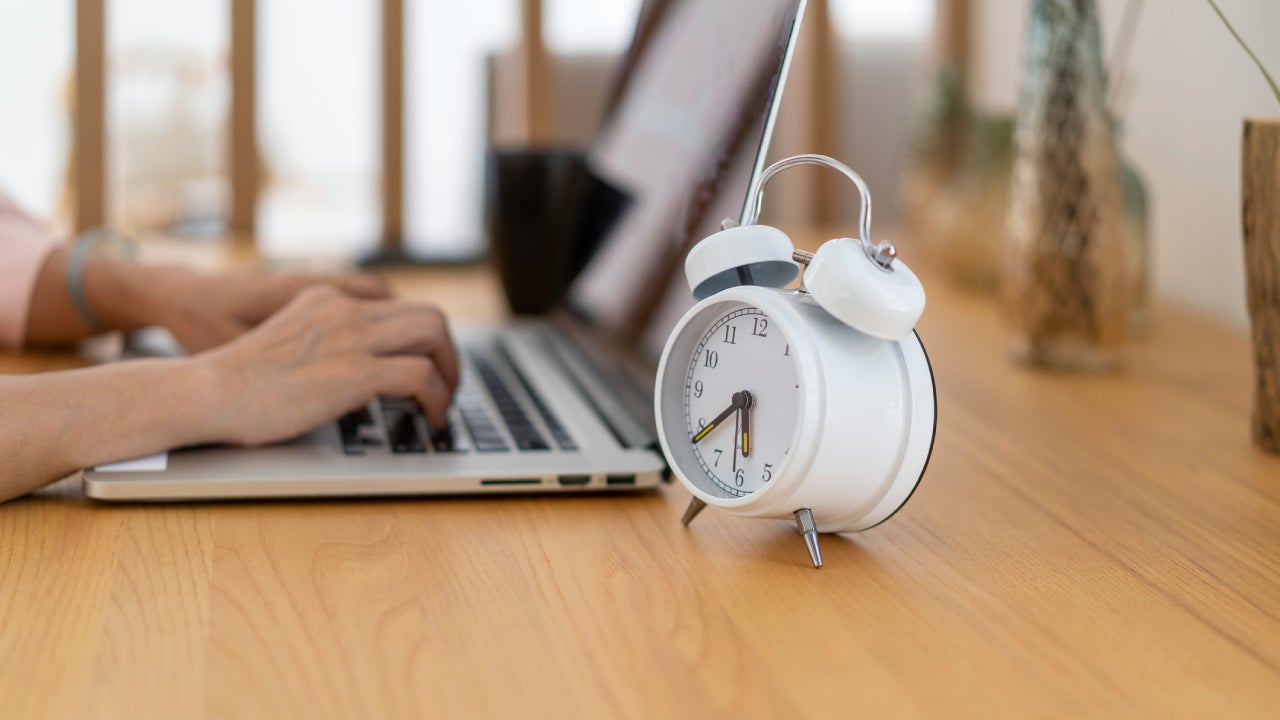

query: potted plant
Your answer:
[1208,0,1280,452]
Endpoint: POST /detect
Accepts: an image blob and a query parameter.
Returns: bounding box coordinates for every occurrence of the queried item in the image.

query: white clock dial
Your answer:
[684,304,800,497]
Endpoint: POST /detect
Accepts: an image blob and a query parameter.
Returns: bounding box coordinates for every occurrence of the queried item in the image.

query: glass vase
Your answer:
[1118,152,1151,333]
[1003,0,1129,370]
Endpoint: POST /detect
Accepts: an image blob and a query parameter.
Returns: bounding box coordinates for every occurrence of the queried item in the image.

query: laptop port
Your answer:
[558,474,591,487]
[606,474,636,486]
[481,478,542,486]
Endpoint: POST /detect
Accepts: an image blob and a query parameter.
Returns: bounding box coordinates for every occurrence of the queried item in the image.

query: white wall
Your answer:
[970,0,1280,328]
[831,0,934,227]
[840,40,930,226]
[0,0,73,225]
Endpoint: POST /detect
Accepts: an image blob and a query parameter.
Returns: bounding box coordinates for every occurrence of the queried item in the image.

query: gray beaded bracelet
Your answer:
[68,228,139,333]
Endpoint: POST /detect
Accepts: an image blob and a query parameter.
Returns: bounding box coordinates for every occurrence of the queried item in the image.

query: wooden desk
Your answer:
[2,249,1279,719]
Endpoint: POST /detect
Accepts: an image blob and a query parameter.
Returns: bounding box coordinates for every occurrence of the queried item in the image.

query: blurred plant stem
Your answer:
[1106,0,1144,114]
[1206,0,1280,107]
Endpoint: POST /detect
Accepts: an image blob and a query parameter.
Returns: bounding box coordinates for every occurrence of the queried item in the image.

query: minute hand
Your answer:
[692,392,745,443]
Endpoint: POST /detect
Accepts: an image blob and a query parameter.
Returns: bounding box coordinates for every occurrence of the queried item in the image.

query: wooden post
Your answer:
[520,0,551,144]
[229,0,258,244]
[808,0,840,223]
[934,0,971,74]
[73,0,107,233]
[1243,117,1280,452]
[380,0,405,252]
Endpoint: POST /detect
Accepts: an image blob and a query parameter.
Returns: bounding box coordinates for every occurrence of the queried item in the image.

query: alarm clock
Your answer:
[653,154,936,568]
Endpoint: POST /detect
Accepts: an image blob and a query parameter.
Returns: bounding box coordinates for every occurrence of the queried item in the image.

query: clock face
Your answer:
[684,304,801,497]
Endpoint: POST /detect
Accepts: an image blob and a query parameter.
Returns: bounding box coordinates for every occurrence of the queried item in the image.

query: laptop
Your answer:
[84,0,807,501]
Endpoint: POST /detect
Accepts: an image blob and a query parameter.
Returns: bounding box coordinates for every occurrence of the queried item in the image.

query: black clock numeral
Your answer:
[703,349,719,368]
[762,463,774,483]
[713,448,723,467]
[752,317,768,337]
[734,468,745,487]
[698,417,707,430]
[693,380,704,398]
[783,343,790,357]
[722,324,737,344]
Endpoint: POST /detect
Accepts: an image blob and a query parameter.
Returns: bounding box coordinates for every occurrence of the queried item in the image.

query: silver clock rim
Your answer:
[655,286,825,510]
[682,305,790,497]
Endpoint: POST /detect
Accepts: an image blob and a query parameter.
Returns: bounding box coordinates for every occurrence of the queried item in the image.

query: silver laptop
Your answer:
[85,0,807,501]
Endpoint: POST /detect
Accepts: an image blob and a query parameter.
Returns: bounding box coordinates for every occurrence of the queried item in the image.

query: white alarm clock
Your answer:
[654,154,936,567]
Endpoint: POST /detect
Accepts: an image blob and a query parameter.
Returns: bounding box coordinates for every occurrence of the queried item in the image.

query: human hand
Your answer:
[196,284,458,446]
[144,267,393,353]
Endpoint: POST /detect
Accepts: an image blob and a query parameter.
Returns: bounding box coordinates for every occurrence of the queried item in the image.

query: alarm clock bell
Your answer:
[685,154,925,342]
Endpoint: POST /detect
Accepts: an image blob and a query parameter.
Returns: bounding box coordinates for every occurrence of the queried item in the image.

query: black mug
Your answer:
[485,147,585,315]
[485,146,631,315]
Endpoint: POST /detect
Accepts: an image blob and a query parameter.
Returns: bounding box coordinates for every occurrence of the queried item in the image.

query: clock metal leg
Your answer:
[793,508,823,568]
[681,497,708,527]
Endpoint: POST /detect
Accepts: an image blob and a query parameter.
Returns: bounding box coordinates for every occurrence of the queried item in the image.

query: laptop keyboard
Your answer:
[456,357,513,452]
[336,342,576,456]
[494,344,578,451]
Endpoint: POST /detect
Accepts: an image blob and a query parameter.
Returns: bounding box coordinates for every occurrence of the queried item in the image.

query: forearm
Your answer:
[24,247,170,347]
[0,358,220,501]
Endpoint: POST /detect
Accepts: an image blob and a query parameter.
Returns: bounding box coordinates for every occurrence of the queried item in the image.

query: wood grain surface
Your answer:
[2,243,1279,719]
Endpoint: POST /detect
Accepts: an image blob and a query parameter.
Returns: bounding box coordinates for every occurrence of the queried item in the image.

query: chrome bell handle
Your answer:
[742,153,894,271]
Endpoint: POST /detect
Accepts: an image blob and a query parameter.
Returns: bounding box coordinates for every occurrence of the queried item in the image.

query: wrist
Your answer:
[172,355,232,446]
[122,356,231,452]
[185,348,247,445]
[46,356,228,473]
[84,260,181,332]
[68,229,141,333]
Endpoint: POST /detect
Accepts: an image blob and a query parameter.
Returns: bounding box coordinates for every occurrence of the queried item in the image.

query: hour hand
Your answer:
[692,391,745,443]
[740,391,754,457]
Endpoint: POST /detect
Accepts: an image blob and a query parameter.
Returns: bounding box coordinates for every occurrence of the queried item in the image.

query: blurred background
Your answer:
[0,0,1277,326]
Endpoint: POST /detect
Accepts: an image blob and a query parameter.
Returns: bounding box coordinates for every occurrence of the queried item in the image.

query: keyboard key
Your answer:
[379,397,426,454]
[388,418,425,453]
[430,423,466,452]
[346,405,374,426]
[338,406,379,456]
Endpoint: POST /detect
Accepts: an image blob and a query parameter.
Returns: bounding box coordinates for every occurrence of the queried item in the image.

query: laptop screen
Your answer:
[567,0,805,357]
